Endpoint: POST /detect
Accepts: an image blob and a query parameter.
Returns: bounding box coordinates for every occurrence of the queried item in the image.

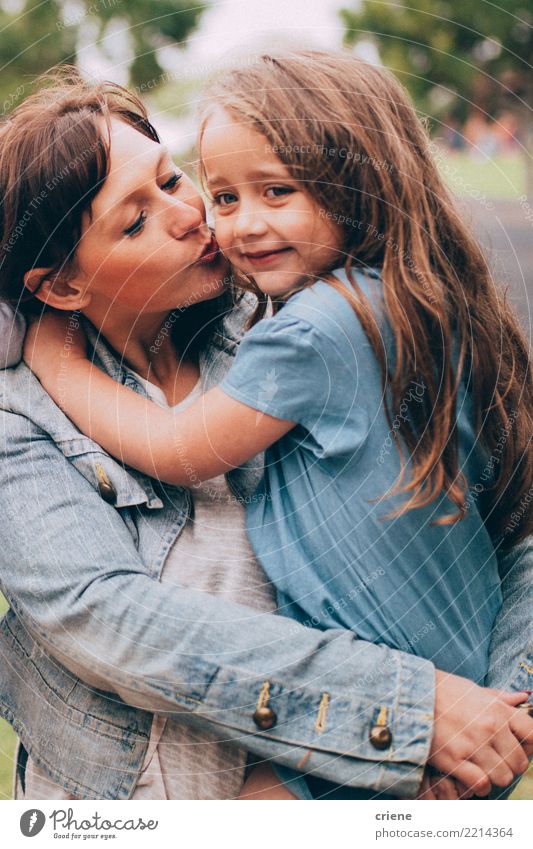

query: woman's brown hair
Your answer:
[199,50,533,546]
[0,67,229,355]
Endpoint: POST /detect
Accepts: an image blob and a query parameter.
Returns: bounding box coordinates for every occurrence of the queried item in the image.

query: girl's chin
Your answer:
[252,270,307,297]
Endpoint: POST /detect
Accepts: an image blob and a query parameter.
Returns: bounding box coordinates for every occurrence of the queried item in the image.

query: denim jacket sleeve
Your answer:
[0,407,435,798]
[484,536,533,799]
[486,536,533,691]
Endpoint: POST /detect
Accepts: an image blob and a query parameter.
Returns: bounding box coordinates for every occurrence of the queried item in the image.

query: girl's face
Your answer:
[71,118,226,319]
[201,108,343,296]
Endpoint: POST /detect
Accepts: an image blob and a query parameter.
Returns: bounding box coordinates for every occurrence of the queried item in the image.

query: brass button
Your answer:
[517,703,533,718]
[369,725,392,750]
[95,463,117,505]
[253,705,277,730]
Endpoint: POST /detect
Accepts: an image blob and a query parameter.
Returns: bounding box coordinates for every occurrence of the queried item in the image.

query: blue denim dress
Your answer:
[219,269,527,798]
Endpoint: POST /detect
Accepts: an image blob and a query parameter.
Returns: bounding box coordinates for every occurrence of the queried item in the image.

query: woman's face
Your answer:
[72,118,226,318]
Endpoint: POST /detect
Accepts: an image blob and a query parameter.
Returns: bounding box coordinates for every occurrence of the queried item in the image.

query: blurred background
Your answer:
[0,0,532,799]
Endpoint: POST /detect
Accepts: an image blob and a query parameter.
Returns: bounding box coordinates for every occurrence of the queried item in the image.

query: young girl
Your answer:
[27,51,533,800]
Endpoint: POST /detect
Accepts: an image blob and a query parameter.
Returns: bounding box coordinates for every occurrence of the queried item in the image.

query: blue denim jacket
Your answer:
[0,299,531,800]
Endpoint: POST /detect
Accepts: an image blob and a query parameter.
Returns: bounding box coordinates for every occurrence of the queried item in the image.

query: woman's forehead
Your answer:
[91,118,164,218]
[108,117,158,160]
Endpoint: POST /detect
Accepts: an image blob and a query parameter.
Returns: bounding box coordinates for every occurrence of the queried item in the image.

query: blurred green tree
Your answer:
[341,1,533,195]
[0,0,206,114]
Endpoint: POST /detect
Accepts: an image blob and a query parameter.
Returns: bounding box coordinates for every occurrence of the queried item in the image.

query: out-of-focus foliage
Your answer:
[341,1,533,193]
[0,0,206,113]
[342,1,532,120]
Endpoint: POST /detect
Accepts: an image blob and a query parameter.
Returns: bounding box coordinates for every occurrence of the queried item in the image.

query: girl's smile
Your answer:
[240,246,294,267]
[200,107,343,296]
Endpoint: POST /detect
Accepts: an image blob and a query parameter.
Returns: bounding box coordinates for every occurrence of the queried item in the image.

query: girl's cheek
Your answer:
[213,219,232,253]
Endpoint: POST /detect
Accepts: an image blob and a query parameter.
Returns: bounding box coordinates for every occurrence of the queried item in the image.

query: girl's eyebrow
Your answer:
[206,165,294,186]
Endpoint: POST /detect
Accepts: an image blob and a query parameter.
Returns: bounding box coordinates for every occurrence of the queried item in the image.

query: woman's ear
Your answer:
[23,267,91,311]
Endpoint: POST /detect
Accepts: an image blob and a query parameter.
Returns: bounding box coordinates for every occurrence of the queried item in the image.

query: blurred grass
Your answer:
[439,152,526,200]
[512,768,533,800]
[0,591,15,799]
[0,589,531,800]
[0,719,16,800]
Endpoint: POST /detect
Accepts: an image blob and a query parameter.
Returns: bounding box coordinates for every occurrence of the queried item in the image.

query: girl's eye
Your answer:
[161,171,183,191]
[123,211,147,238]
[213,192,238,208]
[265,186,294,199]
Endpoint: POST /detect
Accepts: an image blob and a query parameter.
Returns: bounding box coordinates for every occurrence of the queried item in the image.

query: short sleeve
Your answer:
[219,287,371,438]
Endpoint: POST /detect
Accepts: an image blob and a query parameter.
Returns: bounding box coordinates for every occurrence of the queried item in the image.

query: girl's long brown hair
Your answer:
[199,50,533,546]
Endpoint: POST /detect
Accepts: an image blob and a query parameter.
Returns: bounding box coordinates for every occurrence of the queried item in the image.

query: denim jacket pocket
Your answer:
[1,611,152,740]
[56,435,161,510]
[1,612,78,703]
[0,611,153,800]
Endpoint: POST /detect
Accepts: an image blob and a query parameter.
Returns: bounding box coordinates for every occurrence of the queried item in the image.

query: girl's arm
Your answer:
[25,312,294,484]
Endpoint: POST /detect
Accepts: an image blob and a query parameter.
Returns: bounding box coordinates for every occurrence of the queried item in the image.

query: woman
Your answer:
[0,71,532,801]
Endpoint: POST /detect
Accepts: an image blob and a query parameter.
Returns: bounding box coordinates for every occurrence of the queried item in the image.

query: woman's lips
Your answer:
[197,235,220,264]
[241,247,293,267]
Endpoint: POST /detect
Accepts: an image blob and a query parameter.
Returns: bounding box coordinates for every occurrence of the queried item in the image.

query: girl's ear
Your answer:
[23,267,91,311]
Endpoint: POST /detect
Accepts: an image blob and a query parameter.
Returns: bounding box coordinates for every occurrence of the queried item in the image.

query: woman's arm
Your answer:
[2,406,532,796]
[25,313,292,484]
[0,403,431,796]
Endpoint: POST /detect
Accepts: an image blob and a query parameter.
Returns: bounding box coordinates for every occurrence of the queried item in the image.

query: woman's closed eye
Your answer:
[161,171,183,191]
[123,211,147,238]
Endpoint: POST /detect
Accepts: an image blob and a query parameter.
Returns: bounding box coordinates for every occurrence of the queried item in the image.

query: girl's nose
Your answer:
[165,196,205,240]
[233,207,268,241]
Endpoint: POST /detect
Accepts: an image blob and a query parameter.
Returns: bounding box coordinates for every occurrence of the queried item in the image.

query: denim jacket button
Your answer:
[253,706,277,730]
[369,725,392,750]
[95,464,117,505]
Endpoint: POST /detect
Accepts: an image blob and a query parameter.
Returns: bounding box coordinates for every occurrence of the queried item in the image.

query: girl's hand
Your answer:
[429,670,533,797]
[23,310,87,395]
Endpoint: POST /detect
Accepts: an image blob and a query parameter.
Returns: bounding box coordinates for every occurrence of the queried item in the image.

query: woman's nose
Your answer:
[165,196,205,240]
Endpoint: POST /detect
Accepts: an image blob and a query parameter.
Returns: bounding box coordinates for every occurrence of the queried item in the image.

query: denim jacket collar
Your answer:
[0,298,260,510]
[0,356,162,509]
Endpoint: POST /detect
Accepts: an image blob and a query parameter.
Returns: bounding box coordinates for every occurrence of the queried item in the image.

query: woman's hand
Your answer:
[416,768,471,800]
[429,670,533,796]
[23,310,88,399]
